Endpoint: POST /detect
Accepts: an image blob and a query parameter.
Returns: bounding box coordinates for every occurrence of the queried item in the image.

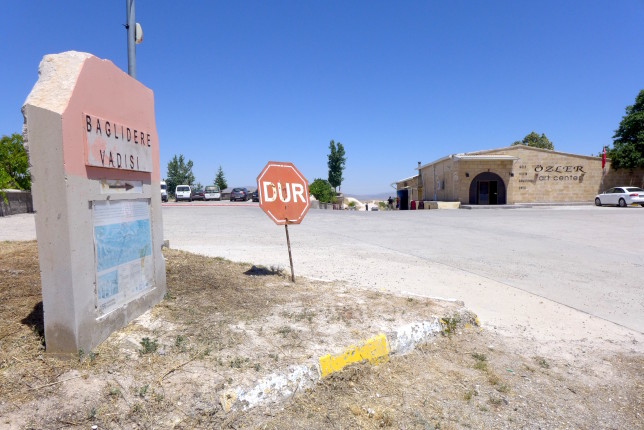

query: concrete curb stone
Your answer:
[220,310,479,412]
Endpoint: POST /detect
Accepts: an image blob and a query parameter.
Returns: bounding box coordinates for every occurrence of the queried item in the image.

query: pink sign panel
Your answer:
[84,112,154,172]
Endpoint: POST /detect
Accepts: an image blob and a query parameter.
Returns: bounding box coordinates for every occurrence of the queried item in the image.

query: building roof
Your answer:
[463,144,603,161]
[392,174,420,188]
[452,154,518,161]
[417,145,602,170]
[416,153,516,170]
[394,174,418,183]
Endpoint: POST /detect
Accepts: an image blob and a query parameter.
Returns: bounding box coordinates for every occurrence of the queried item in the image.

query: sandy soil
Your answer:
[1,241,642,429]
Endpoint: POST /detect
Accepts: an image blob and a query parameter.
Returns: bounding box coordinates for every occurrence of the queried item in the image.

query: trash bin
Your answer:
[411,200,416,210]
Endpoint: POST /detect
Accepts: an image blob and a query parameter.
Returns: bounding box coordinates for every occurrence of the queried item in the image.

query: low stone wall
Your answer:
[0,190,33,217]
[417,201,460,210]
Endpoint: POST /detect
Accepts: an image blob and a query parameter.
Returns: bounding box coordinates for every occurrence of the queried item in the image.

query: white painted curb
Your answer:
[220,317,446,412]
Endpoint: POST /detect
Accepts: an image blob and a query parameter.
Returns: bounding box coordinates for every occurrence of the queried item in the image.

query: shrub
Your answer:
[309,178,335,203]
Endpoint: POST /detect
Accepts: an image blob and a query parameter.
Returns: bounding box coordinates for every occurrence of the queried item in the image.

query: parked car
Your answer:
[595,187,644,207]
[204,185,221,201]
[251,189,259,202]
[191,189,205,201]
[160,181,168,202]
[175,185,192,202]
[230,187,249,201]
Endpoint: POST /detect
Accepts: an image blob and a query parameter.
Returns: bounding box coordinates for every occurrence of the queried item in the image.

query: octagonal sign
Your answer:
[257,161,310,225]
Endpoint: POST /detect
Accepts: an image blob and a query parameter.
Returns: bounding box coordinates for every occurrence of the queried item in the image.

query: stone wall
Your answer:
[481,146,644,203]
[603,166,644,190]
[454,160,514,204]
[0,190,33,216]
[419,159,457,202]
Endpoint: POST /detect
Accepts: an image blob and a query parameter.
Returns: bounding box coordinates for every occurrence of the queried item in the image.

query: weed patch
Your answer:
[139,337,159,355]
[535,357,550,369]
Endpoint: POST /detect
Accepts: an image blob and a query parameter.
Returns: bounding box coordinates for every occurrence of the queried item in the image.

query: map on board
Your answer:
[93,199,154,314]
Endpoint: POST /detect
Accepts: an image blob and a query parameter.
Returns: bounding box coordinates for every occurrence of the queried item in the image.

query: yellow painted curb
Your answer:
[319,333,389,378]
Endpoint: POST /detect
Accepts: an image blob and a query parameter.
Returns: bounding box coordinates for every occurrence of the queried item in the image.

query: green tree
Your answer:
[214,165,228,190]
[166,154,195,197]
[511,132,554,150]
[609,89,644,169]
[327,139,346,192]
[309,178,334,203]
[1,133,31,191]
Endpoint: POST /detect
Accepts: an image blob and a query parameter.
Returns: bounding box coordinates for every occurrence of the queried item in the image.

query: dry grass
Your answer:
[1,241,642,429]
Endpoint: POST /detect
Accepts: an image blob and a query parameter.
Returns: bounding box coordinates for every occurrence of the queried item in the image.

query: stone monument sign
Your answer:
[22,51,166,354]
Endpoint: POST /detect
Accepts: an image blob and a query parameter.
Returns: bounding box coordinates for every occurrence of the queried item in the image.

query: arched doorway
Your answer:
[396,189,409,210]
[469,172,506,205]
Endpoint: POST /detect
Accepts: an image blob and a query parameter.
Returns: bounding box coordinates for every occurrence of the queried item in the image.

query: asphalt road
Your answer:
[3,203,643,354]
[159,202,644,353]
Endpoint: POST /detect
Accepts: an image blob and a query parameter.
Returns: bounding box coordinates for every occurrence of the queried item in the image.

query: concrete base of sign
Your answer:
[22,51,166,355]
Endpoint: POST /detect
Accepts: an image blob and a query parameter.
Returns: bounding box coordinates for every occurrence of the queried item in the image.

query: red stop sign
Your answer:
[257,161,310,225]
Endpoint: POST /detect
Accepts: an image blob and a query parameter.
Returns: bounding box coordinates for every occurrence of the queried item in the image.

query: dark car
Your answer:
[251,189,259,202]
[191,189,205,201]
[230,187,249,201]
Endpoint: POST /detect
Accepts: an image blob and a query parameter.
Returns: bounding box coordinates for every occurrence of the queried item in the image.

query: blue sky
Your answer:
[2,1,643,194]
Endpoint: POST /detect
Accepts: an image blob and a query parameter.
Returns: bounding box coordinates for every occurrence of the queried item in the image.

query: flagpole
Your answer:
[600,146,606,191]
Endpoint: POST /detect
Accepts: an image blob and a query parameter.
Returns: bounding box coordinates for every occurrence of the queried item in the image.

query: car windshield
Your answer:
[161,184,166,190]
[625,187,644,192]
[177,186,188,191]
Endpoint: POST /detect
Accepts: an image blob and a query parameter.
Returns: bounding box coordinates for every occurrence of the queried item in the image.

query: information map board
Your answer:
[93,200,154,314]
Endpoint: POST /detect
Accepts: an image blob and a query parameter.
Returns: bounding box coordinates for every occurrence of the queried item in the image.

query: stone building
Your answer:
[395,145,644,206]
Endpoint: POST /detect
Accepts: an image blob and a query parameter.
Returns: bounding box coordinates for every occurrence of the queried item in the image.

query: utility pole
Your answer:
[126,0,136,78]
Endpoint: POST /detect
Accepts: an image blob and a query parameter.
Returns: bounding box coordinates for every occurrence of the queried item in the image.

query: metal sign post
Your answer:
[284,224,295,282]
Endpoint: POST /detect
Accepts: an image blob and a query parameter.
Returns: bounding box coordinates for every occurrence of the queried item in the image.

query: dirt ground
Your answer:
[1,241,642,429]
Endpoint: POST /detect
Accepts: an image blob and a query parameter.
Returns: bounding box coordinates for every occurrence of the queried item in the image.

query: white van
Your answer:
[160,181,168,202]
[204,185,221,201]
[175,185,192,202]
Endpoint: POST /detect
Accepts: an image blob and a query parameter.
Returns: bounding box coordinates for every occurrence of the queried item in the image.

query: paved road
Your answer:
[160,203,644,353]
[3,204,643,354]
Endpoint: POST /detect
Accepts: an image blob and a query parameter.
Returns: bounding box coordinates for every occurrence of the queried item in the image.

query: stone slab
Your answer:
[22,51,166,354]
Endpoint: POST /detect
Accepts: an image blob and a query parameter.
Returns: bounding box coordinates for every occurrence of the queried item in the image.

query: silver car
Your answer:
[595,187,644,207]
